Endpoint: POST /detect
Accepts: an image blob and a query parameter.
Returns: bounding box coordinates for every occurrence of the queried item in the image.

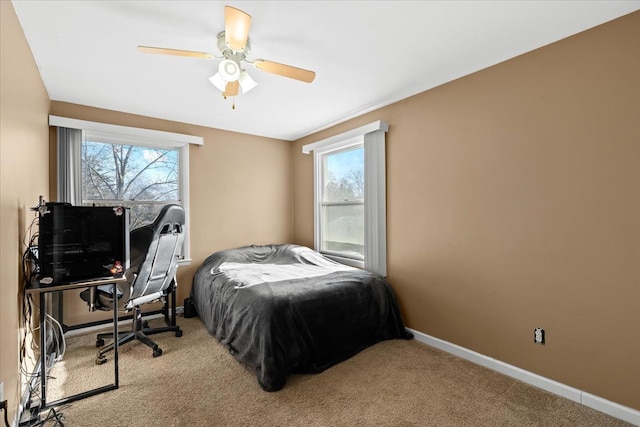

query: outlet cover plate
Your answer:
[534,327,545,344]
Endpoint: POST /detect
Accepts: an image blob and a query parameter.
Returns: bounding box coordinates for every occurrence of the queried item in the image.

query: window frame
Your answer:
[304,121,388,275]
[50,115,201,266]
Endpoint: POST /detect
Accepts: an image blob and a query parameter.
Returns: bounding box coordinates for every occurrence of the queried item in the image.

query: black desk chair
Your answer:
[82,204,185,363]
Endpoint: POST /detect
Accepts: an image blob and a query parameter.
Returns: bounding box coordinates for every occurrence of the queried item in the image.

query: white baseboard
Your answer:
[63,305,185,338]
[64,313,165,337]
[407,328,640,426]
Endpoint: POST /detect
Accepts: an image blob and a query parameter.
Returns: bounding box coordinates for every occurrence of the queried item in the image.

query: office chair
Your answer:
[82,204,185,363]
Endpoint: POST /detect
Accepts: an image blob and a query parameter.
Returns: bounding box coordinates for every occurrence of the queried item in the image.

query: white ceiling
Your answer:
[12,1,640,141]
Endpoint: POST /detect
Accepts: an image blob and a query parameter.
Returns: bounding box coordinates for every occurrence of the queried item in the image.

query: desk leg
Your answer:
[113,282,119,388]
[39,292,47,409]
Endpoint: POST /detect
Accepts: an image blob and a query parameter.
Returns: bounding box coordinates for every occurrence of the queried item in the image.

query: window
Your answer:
[319,143,365,260]
[81,134,180,230]
[51,116,202,264]
[304,121,388,275]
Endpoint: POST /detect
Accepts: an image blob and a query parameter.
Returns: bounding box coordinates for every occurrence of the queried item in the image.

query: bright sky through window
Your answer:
[326,148,364,181]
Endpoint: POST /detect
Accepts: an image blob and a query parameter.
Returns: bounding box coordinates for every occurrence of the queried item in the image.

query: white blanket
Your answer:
[217,247,356,289]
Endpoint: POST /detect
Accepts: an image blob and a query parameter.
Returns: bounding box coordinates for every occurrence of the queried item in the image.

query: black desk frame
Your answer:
[26,276,127,409]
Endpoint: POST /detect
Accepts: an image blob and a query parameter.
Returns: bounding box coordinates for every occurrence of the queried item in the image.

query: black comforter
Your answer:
[191,244,412,391]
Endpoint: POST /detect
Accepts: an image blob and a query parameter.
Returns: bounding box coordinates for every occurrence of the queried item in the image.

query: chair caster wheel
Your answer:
[175,330,183,337]
[153,347,162,357]
[96,356,107,365]
[142,320,149,329]
[96,338,105,347]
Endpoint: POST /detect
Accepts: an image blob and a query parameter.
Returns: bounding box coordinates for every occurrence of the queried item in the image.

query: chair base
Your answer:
[95,306,182,364]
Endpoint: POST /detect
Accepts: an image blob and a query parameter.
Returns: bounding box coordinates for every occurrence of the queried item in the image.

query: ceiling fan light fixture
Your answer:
[218,59,240,81]
[209,72,227,92]
[238,70,258,94]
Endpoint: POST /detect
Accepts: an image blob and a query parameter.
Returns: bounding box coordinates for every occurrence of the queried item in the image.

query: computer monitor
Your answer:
[37,203,130,285]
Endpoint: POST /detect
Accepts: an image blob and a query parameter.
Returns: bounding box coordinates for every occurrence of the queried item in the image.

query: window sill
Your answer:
[321,252,364,270]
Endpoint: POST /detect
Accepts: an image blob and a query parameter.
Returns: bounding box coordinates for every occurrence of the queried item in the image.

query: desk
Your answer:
[26,276,127,409]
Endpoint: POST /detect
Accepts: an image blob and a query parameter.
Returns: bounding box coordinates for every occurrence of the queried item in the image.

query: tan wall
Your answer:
[0,2,51,422]
[49,101,293,308]
[293,12,640,410]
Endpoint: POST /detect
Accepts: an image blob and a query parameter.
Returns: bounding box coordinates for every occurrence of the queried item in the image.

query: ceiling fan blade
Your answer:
[254,60,316,83]
[223,81,239,97]
[225,6,251,51]
[138,46,214,59]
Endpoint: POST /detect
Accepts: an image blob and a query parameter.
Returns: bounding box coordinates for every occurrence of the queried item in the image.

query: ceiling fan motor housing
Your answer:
[218,31,250,57]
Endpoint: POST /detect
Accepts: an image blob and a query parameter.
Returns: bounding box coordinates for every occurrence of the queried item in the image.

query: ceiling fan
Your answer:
[138,6,316,105]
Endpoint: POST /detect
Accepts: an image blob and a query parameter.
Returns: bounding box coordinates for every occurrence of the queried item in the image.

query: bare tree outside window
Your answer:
[82,141,180,229]
[325,168,363,202]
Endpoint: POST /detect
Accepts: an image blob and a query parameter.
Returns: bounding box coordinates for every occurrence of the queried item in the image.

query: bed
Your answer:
[191,244,412,391]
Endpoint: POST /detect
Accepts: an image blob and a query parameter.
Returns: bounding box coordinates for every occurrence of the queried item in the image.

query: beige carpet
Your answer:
[42,317,631,427]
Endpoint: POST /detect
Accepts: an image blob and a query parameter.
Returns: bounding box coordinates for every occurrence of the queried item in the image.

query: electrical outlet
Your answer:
[0,381,4,401]
[534,327,545,344]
